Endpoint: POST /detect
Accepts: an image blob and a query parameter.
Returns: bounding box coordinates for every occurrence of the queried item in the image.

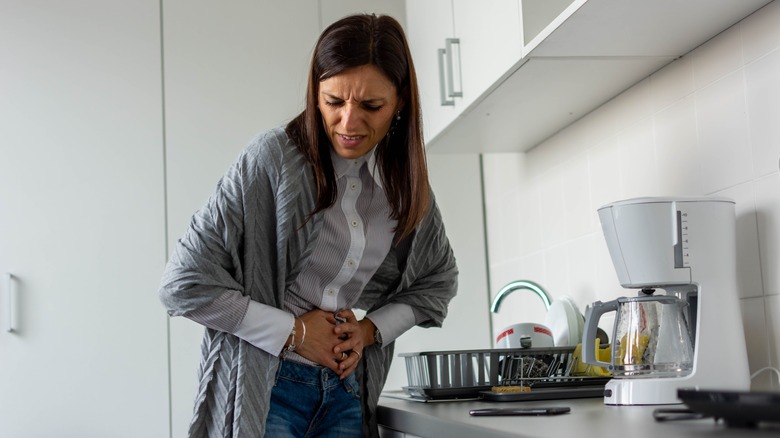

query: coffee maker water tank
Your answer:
[598,197,728,288]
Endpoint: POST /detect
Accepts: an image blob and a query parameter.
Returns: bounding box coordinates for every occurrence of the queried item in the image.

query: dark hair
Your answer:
[286,13,429,241]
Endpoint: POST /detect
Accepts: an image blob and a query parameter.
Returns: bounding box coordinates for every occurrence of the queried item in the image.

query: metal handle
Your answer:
[437,48,455,106]
[5,273,16,333]
[445,38,462,98]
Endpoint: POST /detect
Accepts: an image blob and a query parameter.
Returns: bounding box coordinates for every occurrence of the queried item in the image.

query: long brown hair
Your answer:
[286,14,430,241]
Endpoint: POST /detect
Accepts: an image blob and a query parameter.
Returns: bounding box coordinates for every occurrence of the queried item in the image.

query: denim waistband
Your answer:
[277,359,351,391]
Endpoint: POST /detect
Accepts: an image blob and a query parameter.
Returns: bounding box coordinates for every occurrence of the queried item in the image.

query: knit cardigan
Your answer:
[159,127,458,437]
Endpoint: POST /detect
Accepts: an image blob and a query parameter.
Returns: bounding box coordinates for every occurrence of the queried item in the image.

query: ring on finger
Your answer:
[340,351,348,361]
[351,350,362,360]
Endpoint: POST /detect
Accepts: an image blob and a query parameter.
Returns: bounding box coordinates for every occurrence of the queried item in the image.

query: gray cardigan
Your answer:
[159,128,458,438]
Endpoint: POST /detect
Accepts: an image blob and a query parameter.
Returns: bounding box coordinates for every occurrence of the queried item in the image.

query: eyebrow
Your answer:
[321,92,386,104]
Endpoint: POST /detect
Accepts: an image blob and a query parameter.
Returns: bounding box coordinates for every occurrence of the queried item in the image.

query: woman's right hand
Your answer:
[288,309,346,374]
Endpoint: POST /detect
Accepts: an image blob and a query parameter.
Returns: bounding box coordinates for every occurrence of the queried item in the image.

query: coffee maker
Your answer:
[587,197,750,405]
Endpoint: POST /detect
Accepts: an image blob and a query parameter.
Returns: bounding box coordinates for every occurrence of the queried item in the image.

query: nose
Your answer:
[340,103,360,131]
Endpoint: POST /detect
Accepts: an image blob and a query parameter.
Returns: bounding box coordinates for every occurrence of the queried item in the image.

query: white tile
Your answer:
[617,117,659,199]
[517,183,543,256]
[562,155,594,239]
[695,70,753,194]
[543,244,569,298]
[740,297,773,390]
[741,0,780,65]
[567,234,598,304]
[593,233,625,301]
[654,95,703,196]
[481,153,526,202]
[519,253,546,288]
[587,135,621,214]
[692,23,744,89]
[718,182,764,299]
[650,55,695,113]
[754,174,780,295]
[745,48,780,178]
[539,168,567,248]
[484,196,505,268]
[499,189,524,261]
[765,295,780,390]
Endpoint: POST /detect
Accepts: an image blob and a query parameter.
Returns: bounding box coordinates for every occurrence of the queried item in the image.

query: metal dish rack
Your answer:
[400,347,600,400]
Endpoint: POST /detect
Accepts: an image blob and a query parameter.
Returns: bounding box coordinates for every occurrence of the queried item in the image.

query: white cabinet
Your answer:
[0,1,168,437]
[405,0,459,143]
[405,0,522,144]
[410,0,773,153]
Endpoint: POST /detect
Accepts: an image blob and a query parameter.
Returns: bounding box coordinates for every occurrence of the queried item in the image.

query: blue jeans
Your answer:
[264,359,363,437]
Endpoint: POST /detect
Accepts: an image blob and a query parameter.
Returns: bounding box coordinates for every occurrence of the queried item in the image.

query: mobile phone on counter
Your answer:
[469,407,571,416]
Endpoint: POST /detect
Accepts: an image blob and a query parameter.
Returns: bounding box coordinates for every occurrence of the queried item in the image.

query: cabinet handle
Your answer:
[445,38,463,99]
[437,48,455,106]
[5,272,16,333]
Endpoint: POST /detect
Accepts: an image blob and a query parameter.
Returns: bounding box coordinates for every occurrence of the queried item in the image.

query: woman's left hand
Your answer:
[332,309,368,379]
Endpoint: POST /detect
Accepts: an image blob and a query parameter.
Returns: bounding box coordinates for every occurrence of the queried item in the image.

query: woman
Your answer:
[159,13,458,438]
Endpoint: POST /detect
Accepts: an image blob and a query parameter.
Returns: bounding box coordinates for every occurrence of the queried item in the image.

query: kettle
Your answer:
[582,293,694,377]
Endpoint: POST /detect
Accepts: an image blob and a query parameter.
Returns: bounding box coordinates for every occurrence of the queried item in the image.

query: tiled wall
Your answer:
[482,0,780,390]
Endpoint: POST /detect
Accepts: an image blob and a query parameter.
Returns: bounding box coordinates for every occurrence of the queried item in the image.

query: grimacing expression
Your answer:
[318,65,402,159]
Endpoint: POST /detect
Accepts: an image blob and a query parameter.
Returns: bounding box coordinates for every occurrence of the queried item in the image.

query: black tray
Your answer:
[402,385,489,400]
[403,377,610,401]
[480,386,604,402]
[480,377,610,402]
[678,388,780,428]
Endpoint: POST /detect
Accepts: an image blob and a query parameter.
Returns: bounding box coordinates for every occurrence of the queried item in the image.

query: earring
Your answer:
[388,111,401,138]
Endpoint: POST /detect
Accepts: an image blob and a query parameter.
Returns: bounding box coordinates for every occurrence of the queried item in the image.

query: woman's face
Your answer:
[318,64,401,159]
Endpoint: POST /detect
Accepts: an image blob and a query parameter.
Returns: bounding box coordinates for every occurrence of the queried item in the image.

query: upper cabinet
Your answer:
[406,0,523,144]
[406,0,773,153]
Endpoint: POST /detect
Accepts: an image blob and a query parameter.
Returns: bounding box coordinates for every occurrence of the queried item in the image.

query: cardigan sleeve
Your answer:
[158,130,283,319]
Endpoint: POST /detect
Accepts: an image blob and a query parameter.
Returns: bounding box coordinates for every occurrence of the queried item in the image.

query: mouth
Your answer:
[336,133,367,148]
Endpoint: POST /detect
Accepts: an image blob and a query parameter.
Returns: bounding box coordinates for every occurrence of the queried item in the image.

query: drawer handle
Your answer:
[445,38,462,99]
[5,272,17,333]
[438,48,455,106]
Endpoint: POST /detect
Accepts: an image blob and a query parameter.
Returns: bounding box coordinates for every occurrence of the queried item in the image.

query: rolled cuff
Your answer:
[234,300,294,356]
[366,303,416,348]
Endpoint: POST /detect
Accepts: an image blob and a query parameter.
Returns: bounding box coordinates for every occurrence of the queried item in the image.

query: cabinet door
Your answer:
[453,0,523,109]
[405,0,459,144]
[406,0,522,145]
[0,1,168,437]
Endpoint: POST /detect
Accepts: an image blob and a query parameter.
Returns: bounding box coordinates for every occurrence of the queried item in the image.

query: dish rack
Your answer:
[400,346,596,400]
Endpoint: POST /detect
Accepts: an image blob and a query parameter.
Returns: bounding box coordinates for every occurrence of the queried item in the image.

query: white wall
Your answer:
[482,0,780,390]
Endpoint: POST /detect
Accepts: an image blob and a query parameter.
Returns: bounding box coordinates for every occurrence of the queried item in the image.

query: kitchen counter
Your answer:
[377,393,780,438]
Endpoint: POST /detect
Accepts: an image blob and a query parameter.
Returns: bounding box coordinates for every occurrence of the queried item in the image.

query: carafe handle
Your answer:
[582,300,617,368]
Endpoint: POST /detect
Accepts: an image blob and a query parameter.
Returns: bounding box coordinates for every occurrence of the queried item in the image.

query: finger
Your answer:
[333,335,360,354]
[337,309,357,322]
[339,350,362,378]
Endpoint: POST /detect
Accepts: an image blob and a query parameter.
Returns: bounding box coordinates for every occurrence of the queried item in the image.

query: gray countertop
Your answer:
[377,393,780,438]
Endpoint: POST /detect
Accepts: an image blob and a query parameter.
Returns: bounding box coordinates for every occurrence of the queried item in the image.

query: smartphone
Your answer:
[469,407,571,416]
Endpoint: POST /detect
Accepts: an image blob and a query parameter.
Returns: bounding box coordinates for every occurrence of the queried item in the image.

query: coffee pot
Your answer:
[584,197,750,405]
[583,292,694,377]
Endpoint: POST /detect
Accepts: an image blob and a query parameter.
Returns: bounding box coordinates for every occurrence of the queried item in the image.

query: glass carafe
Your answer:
[583,294,694,377]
